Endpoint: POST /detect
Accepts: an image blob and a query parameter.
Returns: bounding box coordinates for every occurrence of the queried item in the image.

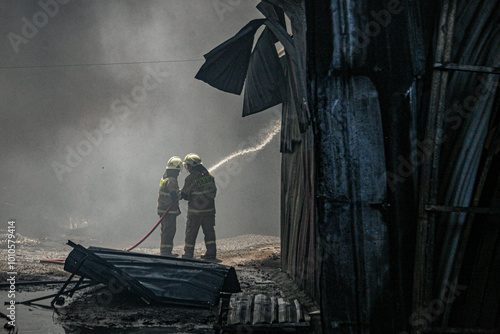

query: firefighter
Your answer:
[180,153,217,259]
[157,156,182,256]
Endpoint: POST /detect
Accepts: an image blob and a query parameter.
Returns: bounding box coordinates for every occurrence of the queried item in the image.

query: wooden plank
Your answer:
[227,294,253,325]
[270,296,278,323]
[227,294,243,326]
[294,299,302,323]
[223,294,308,330]
[252,294,264,324]
[252,294,272,324]
[278,298,287,323]
[244,295,253,324]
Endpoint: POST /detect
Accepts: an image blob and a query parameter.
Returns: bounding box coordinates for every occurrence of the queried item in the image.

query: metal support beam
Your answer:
[441,123,500,328]
[434,63,500,75]
[51,255,88,307]
[429,328,499,333]
[425,205,500,214]
[412,0,458,333]
[0,279,91,288]
[11,283,96,306]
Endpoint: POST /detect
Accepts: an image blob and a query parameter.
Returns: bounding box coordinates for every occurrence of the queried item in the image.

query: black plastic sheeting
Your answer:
[195,19,265,95]
[242,26,286,117]
[64,241,241,308]
[194,3,309,152]
[194,15,289,118]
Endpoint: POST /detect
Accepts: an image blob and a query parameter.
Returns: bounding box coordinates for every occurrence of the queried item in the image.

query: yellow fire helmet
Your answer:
[183,153,202,169]
[166,156,183,172]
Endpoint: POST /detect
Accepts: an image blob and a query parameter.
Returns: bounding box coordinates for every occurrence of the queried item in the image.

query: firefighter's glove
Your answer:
[180,192,189,200]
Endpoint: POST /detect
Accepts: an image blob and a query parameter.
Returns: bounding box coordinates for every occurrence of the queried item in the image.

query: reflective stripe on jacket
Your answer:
[157,176,180,216]
[181,168,216,215]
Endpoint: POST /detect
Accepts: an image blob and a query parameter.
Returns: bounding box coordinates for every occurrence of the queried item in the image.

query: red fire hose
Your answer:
[40,200,179,265]
[124,200,178,251]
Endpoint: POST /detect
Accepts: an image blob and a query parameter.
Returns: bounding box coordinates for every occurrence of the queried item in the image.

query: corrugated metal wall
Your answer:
[194,0,500,332]
[303,0,415,331]
[279,0,411,331]
[275,1,320,302]
[281,128,317,300]
[288,0,500,332]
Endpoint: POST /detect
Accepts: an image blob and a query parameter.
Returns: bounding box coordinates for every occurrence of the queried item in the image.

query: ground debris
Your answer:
[1,234,316,332]
[0,228,40,248]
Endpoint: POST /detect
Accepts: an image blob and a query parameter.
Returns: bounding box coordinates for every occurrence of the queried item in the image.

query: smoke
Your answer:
[0,0,280,247]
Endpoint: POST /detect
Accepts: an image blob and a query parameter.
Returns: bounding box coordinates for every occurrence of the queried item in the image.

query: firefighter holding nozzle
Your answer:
[157,156,182,257]
[180,153,217,260]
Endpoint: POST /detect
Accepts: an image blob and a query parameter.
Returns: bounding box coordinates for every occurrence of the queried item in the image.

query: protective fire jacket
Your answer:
[157,176,181,216]
[181,166,217,215]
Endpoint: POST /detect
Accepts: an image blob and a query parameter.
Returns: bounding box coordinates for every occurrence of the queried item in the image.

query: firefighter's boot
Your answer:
[160,245,173,257]
[182,247,194,259]
[161,250,178,257]
[200,243,216,260]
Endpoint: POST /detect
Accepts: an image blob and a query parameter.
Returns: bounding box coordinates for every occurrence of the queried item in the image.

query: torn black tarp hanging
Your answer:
[242,27,286,116]
[195,19,266,95]
[195,15,291,117]
[64,241,241,308]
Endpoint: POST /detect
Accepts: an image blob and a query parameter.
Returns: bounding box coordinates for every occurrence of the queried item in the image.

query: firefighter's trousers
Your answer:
[160,215,176,255]
[184,214,216,255]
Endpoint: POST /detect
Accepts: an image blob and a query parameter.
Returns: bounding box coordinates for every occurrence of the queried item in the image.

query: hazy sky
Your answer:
[0,0,281,247]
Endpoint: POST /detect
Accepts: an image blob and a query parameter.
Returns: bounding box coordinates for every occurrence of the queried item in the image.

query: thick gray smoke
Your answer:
[0,0,280,247]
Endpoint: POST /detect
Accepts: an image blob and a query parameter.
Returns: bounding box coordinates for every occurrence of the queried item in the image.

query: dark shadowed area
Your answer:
[0,0,280,247]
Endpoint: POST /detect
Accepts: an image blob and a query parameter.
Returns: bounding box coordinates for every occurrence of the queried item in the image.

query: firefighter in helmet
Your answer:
[157,156,182,256]
[180,153,217,259]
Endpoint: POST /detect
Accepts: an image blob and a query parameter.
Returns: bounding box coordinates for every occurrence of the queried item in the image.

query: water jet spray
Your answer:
[208,119,281,174]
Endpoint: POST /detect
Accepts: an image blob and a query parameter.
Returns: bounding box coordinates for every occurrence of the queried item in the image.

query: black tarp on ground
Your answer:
[64,241,241,308]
